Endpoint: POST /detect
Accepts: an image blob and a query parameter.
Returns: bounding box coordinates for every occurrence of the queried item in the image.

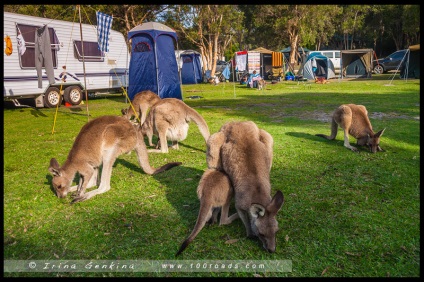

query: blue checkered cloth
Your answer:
[96,11,113,52]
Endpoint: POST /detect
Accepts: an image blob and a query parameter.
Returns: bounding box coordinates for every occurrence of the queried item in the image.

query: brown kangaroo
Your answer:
[206,121,284,253]
[48,115,181,203]
[175,169,239,256]
[316,104,385,153]
[121,90,161,128]
[141,98,210,153]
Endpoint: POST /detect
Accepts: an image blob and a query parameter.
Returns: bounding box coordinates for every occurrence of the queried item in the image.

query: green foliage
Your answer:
[3,75,420,277]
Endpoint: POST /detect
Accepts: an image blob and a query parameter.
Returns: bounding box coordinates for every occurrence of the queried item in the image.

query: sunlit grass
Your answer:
[3,74,420,277]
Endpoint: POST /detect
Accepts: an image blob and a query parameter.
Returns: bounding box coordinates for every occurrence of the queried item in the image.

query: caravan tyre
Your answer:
[44,87,62,108]
[64,86,83,105]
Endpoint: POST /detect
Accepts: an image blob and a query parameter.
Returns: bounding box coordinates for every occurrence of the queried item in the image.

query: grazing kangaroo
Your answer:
[141,98,210,153]
[206,121,285,253]
[48,116,181,203]
[257,78,266,90]
[315,104,385,153]
[176,169,239,256]
[121,90,161,127]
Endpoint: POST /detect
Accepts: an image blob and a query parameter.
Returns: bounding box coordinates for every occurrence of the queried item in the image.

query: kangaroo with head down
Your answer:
[175,169,239,256]
[121,90,161,128]
[315,104,385,153]
[48,115,181,203]
[141,98,210,153]
[206,121,285,253]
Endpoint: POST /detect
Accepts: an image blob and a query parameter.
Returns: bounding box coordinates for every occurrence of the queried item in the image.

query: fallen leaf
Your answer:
[185,178,193,181]
[225,239,238,244]
[104,233,110,236]
[150,214,158,218]
[285,235,289,242]
[345,252,361,257]
[253,274,263,277]
[54,253,60,259]
[321,266,329,276]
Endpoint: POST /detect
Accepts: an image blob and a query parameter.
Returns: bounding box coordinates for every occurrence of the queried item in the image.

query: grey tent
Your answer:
[341,49,373,78]
[297,53,336,80]
[401,44,420,79]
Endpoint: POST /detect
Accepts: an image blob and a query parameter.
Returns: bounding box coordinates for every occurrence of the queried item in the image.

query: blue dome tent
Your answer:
[297,53,336,80]
[127,22,182,100]
[180,50,203,84]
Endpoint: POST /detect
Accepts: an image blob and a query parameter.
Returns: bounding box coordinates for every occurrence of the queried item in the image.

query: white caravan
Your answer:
[3,12,129,107]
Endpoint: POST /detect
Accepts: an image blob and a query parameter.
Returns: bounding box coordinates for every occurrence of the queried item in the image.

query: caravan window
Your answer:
[73,40,104,62]
[16,23,59,69]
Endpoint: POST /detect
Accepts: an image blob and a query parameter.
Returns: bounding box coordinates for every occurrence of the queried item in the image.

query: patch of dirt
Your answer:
[274,110,419,122]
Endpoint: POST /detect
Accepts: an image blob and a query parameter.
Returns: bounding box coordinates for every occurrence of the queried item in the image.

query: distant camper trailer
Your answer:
[3,12,129,108]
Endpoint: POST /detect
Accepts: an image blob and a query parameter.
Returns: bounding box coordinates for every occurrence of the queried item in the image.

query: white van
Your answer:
[310,50,341,69]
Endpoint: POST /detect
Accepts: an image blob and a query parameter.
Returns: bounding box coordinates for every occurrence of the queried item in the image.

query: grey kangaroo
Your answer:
[206,121,285,253]
[315,104,385,153]
[121,90,161,126]
[48,115,181,203]
[176,169,239,256]
[142,98,210,153]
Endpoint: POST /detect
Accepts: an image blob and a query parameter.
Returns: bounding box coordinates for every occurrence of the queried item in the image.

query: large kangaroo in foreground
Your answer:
[176,169,239,256]
[315,104,385,153]
[142,98,210,153]
[48,116,181,203]
[206,121,285,253]
[121,90,161,131]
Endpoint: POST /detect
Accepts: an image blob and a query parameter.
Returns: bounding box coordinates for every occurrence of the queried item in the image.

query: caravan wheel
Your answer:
[64,86,83,105]
[44,87,62,108]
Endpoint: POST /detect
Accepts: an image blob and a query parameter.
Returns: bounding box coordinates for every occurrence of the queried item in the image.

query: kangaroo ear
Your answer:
[375,128,386,138]
[48,158,61,176]
[267,190,285,216]
[250,204,266,218]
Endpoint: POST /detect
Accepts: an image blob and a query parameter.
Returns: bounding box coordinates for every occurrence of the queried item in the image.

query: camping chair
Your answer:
[271,67,283,81]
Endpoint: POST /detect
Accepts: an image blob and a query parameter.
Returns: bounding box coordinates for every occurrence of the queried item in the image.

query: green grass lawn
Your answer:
[3,74,420,277]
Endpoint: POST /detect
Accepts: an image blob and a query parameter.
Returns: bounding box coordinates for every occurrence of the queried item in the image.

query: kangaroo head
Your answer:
[366,128,386,153]
[48,158,73,198]
[249,190,285,253]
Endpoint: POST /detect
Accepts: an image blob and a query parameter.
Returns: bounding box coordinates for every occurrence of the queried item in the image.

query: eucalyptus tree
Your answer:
[162,5,244,77]
[253,5,341,67]
[339,5,372,50]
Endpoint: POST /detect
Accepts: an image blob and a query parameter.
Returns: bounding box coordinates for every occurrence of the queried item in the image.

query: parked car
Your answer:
[310,50,341,69]
[373,49,407,74]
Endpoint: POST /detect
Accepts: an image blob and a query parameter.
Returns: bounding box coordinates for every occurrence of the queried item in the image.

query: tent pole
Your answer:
[78,5,89,121]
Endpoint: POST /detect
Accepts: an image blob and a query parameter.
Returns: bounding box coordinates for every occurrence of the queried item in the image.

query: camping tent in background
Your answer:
[340,49,373,78]
[298,53,336,80]
[247,51,260,74]
[127,22,182,100]
[401,44,420,79]
[250,47,273,78]
[281,46,311,65]
[180,50,203,84]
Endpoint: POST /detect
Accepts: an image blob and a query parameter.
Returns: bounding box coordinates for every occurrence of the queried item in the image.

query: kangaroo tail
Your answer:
[316,118,338,140]
[175,202,212,256]
[134,127,181,174]
[186,107,210,142]
[176,238,192,257]
[152,162,182,175]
